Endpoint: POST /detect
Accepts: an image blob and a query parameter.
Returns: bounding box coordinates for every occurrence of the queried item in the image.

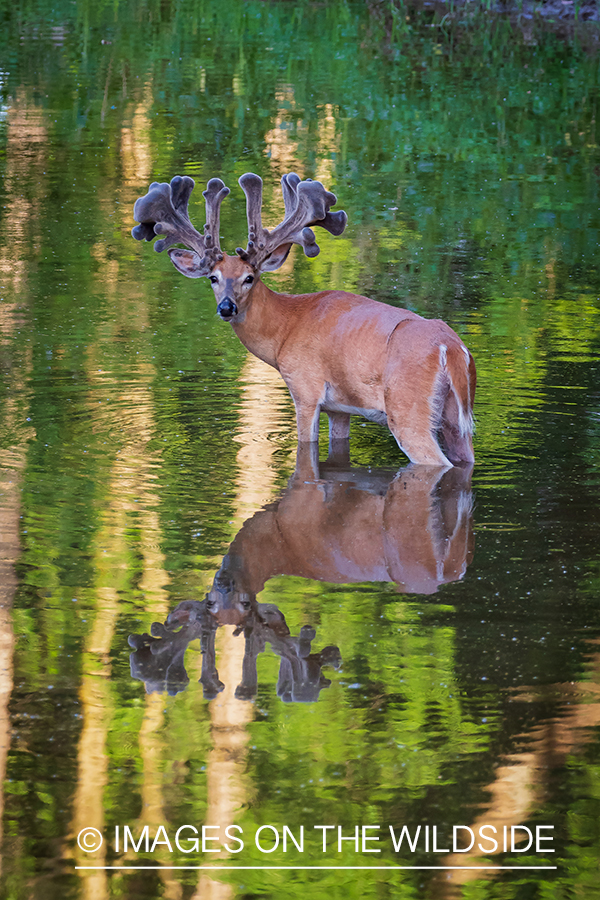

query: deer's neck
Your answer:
[231,280,293,370]
[224,506,282,596]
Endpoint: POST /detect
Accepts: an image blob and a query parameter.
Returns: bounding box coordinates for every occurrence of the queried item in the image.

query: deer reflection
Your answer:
[218,448,474,599]
[129,449,474,703]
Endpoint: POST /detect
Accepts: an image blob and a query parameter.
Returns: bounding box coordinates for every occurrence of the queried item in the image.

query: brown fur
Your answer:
[210,254,475,467]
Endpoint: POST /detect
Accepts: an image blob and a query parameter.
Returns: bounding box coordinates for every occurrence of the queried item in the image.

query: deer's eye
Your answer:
[209,275,218,284]
[244,275,254,285]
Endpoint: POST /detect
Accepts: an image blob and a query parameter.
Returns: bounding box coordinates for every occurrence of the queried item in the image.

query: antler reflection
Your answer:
[129,596,340,704]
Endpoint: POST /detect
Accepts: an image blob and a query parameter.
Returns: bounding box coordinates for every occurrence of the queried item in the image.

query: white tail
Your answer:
[133,173,476,467]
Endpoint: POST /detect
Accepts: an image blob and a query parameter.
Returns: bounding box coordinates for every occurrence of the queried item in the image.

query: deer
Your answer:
[132,173,476,467]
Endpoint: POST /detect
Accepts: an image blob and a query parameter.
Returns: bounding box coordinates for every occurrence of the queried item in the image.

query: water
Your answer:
[1,1,600,897]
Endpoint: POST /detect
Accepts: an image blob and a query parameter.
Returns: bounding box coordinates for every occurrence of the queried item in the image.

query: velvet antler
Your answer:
[236,172,347,272]
[132,175,230,274]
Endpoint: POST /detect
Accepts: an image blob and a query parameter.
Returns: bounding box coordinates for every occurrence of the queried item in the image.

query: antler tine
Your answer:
[236,173,267,261]
[132,175,230,272]
[280,172,301,216]
[236,172,348,269]
[202,178,230,261]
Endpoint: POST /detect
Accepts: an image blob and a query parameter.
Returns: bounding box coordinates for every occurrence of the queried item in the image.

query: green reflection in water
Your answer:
[1,1,600,899]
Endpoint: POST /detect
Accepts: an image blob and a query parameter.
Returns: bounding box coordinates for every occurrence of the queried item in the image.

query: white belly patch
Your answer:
[322,400,388,427]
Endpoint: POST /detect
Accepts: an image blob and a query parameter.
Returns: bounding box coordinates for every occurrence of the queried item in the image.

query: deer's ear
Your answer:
[168,248,207,278]
[257,243,292,273]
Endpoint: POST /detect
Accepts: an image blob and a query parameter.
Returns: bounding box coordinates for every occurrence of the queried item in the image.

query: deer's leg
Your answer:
[291,392,322,443]
[327,412,351,464]
[384,381,451,467]
[292,442,320,483]
[387,413,451,467]
[327,411,350,442]
[326,411,351,466]
[280,366,324,443]
[440,391,475,464]
[384,340,453,467]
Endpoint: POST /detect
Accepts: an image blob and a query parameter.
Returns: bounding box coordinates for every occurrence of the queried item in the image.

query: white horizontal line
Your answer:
[75,865,558,871]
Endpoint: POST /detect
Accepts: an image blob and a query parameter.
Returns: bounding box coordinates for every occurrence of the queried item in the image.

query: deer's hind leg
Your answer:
[386,408,452,467]
[438,346,476,464]
[439,390,475,465]
[384,343,452,468]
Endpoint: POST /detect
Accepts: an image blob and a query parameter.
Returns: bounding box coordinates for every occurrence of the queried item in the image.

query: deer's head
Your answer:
[132,172,347,323]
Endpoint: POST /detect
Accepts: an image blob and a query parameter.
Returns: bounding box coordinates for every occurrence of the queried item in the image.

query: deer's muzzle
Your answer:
[217,298,237,319]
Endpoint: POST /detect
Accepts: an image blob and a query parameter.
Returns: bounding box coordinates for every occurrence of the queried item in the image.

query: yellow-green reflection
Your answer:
[1,3,600,900]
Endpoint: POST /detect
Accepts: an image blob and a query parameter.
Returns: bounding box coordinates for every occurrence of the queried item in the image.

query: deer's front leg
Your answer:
[292,442,321,483]
[288,388,322,443]
[327,411,350,442]
[280,365,327,443]
[326,411,351,466]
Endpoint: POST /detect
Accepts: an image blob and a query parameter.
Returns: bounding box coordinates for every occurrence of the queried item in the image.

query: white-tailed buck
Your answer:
[132,173,476,466]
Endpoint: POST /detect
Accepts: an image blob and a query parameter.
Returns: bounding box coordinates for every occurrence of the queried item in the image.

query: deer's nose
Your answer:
[217,298,237,319]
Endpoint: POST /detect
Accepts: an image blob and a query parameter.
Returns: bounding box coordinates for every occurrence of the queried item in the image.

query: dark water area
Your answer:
[1,1,600,898]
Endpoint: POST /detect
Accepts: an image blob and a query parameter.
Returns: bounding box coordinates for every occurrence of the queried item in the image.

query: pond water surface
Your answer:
[1,2,600,898]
